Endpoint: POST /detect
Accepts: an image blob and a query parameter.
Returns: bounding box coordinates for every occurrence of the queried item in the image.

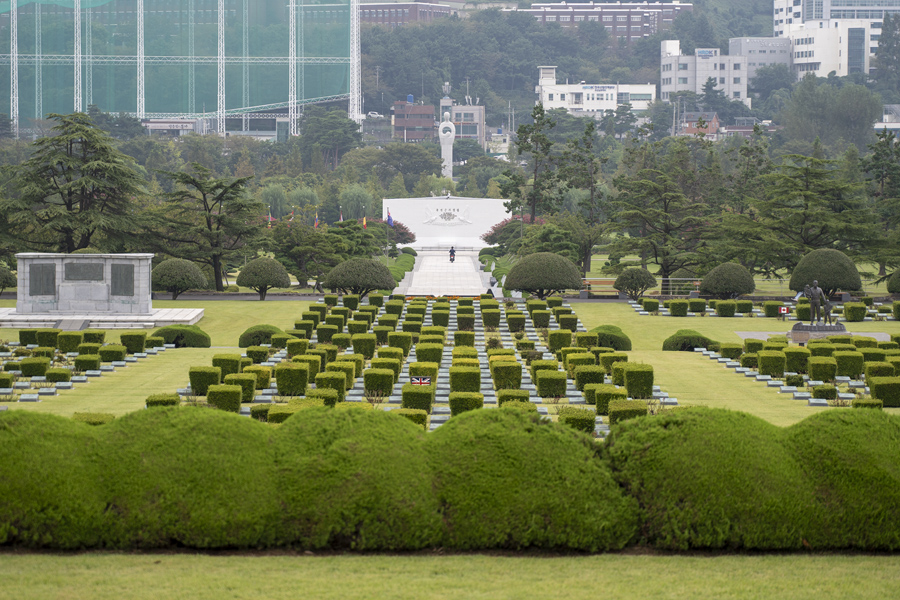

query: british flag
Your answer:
[411,376,431,386]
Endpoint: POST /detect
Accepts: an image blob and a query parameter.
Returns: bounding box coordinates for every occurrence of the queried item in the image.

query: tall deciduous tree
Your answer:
[1,112,146,253]
[157,164,262,291]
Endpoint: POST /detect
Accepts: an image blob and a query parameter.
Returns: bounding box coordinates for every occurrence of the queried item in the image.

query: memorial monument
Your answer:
[438,111,455,180]
[790,279,846,343]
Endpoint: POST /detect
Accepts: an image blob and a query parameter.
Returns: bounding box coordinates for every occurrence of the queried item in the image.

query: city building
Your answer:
[439,92,487,149]
[361,2,453,28]
[728,37,793,84]
[660,40,752,108]
[505,1,692,43]
[680,111,720,137]
[486,128,511,156]
[536,66,657,115]
[391,97,436,142]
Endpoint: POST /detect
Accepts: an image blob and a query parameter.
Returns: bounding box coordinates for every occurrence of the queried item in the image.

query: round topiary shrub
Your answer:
[151,325,211,348]
[590,325,632,351]
[236,257,291,301]
[614,267,656,301]
[427,408,638,551]
[789,249,861,297]
[504,252,583,300]
[699,263,755,299]
[238,324,284,348]
[662,329,718,351]
[323,258,396,300]
[151,258,207,300]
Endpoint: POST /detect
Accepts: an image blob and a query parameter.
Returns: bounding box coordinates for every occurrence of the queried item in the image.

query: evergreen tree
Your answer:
[501,103,559,222]
[875,13,900,93]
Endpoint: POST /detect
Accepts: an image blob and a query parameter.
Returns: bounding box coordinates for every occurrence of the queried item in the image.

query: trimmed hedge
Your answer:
[557,406,597,434]
[327,361,357,390]
[238,325,283,348]
[548,330,572,353]
[454,331,475,347]
[98,345,127,362]
[536,370,567,398]
[45,368,72,383]
[715,300,736,317]
[868,377,900,407]
[599,352,628,374]
[119,333,146,354]
[351,334,377,360]
[314,371,347,403]
[812,384,837,400]
[363,368,395,396]
[415,343,444,365]
[276,363,309,397]
[853,398,883,409]
[834,351,865,379]
[212,354,242,378]
[623,363,654,399]
[35,329,61,348]
[449,367,480,393]
[574,365,605,391]
[146,393,180,408]
[245,346,269,364]
[189,366,222,396]
[531,310,551,328]
[401,383,434,412]
[763,301,785,318]
[718,344,743,360]
[808,357,838,382]
[808,343,836,357]
[56,332,84,354]
[783,347,811,374]
[608,399,648,424]
[642,298,660,312]
[370,358,402,383]
[497,389,530,406]
[591,325,632,352]
[286,339,310,358]
[394,408,427,429]
[492,362,522,390]
[591,384,627,416]
[223,373,257,403]
[669,300,689,317]
[73,355,101,371]
[19,357,51,377]
[206,384,242,412]
[388,332,413,356]
[843,302,868,322]
[757,351,786,378]
[662,329,717,352]
[449,392,484,416]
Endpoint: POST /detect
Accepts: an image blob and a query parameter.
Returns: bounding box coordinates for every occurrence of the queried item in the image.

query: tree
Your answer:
[157,164,263,291]
[698,262,755,299]
[517,223,579,264]
[874,12,900,93]
[789,249,861,297]
[862,130,900,272]
[236,257,292,300]
[151,258,207,300]
[453,139,485,163]
[0,261,15,294]
[1,112,146,253]
[323,258,396,299]
[750,64,794,103]
[502,103,559,223]
[298,106,362,170]
[271,220,347,292]
[613,267,656,301]
[504,252,582,300]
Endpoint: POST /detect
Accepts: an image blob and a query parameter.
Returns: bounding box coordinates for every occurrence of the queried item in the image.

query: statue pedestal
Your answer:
[789,322,847,344]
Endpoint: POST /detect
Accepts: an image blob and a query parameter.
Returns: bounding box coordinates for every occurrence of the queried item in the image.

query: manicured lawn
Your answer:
[1,552,898,600]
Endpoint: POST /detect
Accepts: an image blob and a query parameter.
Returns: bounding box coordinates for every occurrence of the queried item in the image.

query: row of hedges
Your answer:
[3,407,899,551]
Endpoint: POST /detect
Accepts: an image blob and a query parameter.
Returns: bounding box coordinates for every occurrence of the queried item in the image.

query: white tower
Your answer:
[438,111,455,180]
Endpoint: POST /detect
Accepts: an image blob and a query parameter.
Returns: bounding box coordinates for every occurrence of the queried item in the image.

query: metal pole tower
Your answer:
[74,0,81,112]
[348,0,362,124]
[242,0,249,132]
[10,0,18,138]
[85,7,92,108]
[217,0,225,135]
[34,1,41,122]
[289,1,298,136]
[137,0,145,118]
[188,0,195,114]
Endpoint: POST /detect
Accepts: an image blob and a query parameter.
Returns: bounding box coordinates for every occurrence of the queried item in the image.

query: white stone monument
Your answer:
[15,253,154,315]
[438,111,455,180]
[383,196,510,249]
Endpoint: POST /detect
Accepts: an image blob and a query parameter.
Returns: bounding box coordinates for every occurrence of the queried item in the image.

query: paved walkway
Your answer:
[402,251,488,297]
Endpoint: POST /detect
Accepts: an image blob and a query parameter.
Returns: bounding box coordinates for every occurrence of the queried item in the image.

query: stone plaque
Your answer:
[111,264,134,297]
[29,263,55,296]
[65,262,104,281]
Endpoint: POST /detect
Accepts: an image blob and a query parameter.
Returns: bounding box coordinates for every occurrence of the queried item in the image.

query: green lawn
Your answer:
[0,552,897,600]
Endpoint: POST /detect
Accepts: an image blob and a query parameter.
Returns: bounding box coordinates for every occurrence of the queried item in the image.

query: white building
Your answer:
[728,37,793,84]
[660,41,751,107]
[536,66,656,115]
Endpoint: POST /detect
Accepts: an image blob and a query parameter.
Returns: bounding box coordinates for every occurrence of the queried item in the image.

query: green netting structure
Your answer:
[0,0,351,124]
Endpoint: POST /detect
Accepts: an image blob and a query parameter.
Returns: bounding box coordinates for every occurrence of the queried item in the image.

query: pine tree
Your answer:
[875,13,900,93]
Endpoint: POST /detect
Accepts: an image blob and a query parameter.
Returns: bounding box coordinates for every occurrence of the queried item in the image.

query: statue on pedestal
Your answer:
[438,111,455,180]
[806,279,826,325]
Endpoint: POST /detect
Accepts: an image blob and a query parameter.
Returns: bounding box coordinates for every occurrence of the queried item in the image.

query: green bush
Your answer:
[119,333,146,354]
[614,267,657,301]
[783,347,811,374]
[74,354,101,371]
[688,299,707,313]
[35,329,61,348]
[622,363,654,399]
[363,368,395,396]
[293,320,315,339]
[304,388,339,407]
[19,357,51,377]
[325,314,347,329]
[432,310,450,327]
[715,300,736,317]
[588,325,632,351]
[286,339,310,358]
[757,351,786,378]
[98,345,127,362]
[384,300,404,315]
[325,362,356,391]
[763,301,785,318]
[500,400,538,413]
[188,366,222,396]
[56,332,84,354]
[370,326,390,346]
[456,314,475,331]
[506,312,525,333]
[742,339,764,354]
[245,346,269,364]
[735,300,754,313]
[574,365,605,391]
[557,315,578,331]
[32,347,54,358]
[152,258,208,299]
[482,309,501,328]
[18,329,37,345]
[662,329,718,352]
[453,331,475,347]
[557,406,597,434]
[370,358,402,383]
[206,384,242,412]
[377,346,404,363]
[785,374,804,387]
[699,262,755,299]
[642,298,660,312]
[492,362,522,390]
[852,337,879,349]
[530,358,558,381]
[315,324,338,343]
[668,300,689,317]
[212,354,242,378]
[45,368,72,383]
[401,383,434,412]
[598,352,628,375]
[145,336,165,349]
[238,325,283,348]
[241,365,272,390]
[536,370,567,398]
[393,408,427,429]
[223,373,257,403]
[497,389,530,406]
[342,294,360,310]
[812,384,837,400]
[607,399,648,425]
[377,315,399,330]
[843,302,868,322]
[427,409,638,551]
[833,351,865,379]
[865,362,895,379]
[351,333,377,360]
[860,348,887,363]
[808,343,835,357]
[388,332,413,357]
[368,293,384,307]
[852,398,883,409]
[315,371,347,403]
[449,392,484,416]
[591,384,628,416]
[718,344,743,360]
[548,330,572,353]
[275,363,309,397]
[145,393,180,407]
[739,353,758,368]
[269,334,295,350]
[529,310,550,328]
[790,249,861,297]
[415,343,443,365]
[449,366,480,393]
[808,357,837,382]
[795,304,811,322]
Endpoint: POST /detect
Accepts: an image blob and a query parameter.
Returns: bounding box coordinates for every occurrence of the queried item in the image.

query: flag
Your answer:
[387,209,394,228]
[411,376,431,386]
[362,216,367,229]
[339,210,344,222]
[288,210,294,222]
[314,212,319,228]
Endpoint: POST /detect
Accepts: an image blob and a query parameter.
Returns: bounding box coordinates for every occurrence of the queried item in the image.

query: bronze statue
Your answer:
[806,280,826,325]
